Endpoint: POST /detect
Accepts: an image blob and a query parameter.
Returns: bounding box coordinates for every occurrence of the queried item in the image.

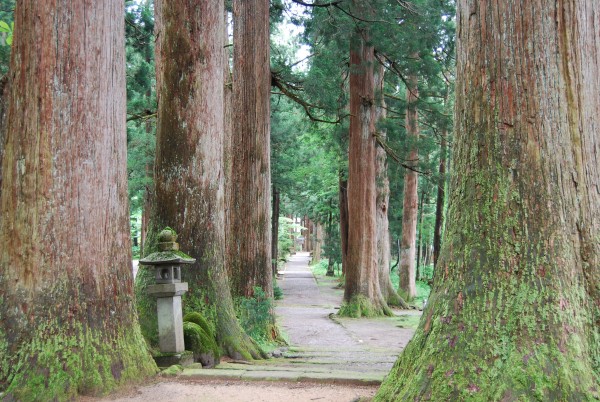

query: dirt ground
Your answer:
[81,378,377,402]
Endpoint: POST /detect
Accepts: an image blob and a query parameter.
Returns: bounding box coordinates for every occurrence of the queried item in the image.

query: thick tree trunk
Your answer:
[338,177,349,276]
[326,210,335,277]
[432,124,447,268]
[135,0,264,361]
[271,186,280,275]
[0,75,8,201]
[415,189,426,281]
[374,64,407,309]
[228,0,273,299]
[399,74,419,301]
[341,24,391,318]
[0,2,157,398]
[313,223,322,263]
[377,1,600,399]
[223,9,233,276]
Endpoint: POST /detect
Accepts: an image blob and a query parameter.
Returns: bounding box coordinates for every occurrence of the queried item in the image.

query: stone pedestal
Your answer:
[148,282,188,353]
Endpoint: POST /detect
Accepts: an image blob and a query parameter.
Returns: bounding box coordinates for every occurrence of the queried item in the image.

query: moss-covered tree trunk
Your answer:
[228,0,273,300]
[0,2,157,399]
[374,64,408,309]
[341,19,392,318]
[398,73,419,302]
[135,0,264,360]
[376,0,600,399]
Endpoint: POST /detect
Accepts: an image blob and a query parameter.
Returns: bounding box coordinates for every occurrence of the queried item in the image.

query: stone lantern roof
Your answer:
[139,228,196,266]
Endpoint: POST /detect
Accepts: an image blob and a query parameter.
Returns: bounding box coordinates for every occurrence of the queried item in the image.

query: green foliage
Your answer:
[277,216,303,261]
[238,287,273,343]
[273,284,283,300]
[0,20,12,46]
[0,1,15,75]
[126,0,156,254]
[182,322,219,367]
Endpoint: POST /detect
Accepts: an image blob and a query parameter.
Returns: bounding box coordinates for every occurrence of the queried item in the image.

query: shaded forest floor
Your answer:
[84,252,419,402]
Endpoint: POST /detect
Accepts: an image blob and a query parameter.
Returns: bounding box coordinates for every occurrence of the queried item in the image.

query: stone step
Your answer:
[179,366,385,386]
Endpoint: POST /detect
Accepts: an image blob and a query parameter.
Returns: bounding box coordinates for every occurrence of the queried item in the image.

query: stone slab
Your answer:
[148,282,188,297]
[241,371,301,381]
[180,369,243,379]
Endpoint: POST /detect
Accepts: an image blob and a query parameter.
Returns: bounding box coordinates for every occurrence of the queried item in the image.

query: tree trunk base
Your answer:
[338,295,394,318]
[219,333,267,361]
[2,325,157,401]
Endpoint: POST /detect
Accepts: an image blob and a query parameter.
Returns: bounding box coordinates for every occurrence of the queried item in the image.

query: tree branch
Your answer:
[373,132,429,176]
[127,110,156,122]
[271,72,343,124]
[291,0,343,7]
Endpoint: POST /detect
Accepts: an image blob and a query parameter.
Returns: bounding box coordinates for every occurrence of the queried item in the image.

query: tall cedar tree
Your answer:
[374,64,408,308]
[341,10,392,317]
[399,73,419,301]
[134,0,265,360]
[0,1,157,399]
[228,0,273,299]
[377,0,600,399]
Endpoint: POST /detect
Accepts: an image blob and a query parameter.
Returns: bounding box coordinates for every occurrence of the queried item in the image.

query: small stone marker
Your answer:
[140,228,195,354]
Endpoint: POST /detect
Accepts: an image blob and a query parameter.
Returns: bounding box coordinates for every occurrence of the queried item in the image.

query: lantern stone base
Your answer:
[148,283,189,353]
[153,350,194,368]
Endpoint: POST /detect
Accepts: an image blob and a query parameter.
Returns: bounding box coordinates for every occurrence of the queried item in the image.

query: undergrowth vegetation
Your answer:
[311,258,431,307]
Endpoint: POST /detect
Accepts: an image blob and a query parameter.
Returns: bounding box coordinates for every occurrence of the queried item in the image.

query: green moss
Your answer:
[183,322,220,367]
[2,320,157,401]
[159,365,182,377]
[338,295,392,318]
[183,312,215,339]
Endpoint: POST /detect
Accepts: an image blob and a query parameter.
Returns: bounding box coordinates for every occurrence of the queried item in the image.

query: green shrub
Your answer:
[183,311,215,339]
[239,287,272,342]
[183,322,219,368]
[273,284,283,300]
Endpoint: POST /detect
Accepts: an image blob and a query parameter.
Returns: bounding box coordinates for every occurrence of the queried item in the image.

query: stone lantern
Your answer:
[140,228,195,354]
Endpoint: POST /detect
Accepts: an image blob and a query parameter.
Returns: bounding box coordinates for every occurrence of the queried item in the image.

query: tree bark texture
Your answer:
[313,223,323,263]
[341,26,391,317]
[399,74,419,301]
[339,177,349,276]
[0,1,157,398]
[374,64,407,308]
[377,1,600,399]
[228,0,273,299]
[0,75,8,201]
[135,0,264,360]
[271,186,280,274]
[433,123,447,268]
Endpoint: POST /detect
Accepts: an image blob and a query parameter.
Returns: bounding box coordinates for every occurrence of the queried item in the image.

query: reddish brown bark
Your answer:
[338,177,349,275]
[399,74,419,301]
[0,1,156,398]
[228,0,273,299]
[0,75,8,200]
[271,186,280,274]
[377,0,600,399]
[432,124,447,268]
[374,64,407,308]
[341,25,391,317]
[135,0,264,360]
